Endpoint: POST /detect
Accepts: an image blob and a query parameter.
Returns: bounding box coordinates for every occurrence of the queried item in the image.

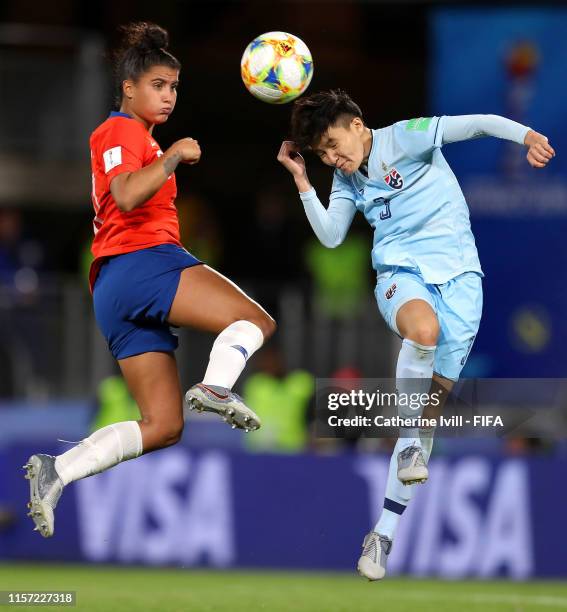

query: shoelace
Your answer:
[400,445,426,466]
[362,534,392,560]
[362,536,378,561]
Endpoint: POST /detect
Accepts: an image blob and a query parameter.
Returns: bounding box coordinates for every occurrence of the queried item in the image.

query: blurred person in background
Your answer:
[308,365,365,454]
[234,184,304,318]
[176,194,223,269]
[22,21,275,539]
[278,89,554,581]
[0,208,23,289]
[305,230,369,319]
[0,208,45,397]
[91,376,141,432]
[0,208,43,299]
[243,343,314,453]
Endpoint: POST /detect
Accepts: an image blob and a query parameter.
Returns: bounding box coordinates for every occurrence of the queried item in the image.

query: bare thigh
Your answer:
[167,265,276,338]
[118,351,184,453]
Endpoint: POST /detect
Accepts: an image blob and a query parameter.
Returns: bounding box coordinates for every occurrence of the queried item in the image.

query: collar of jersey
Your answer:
[353,129,379,182]
[109,111,132,119]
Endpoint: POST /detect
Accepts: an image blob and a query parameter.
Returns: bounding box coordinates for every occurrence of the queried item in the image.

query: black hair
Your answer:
[290,89,363,150]
[112,22,181,109]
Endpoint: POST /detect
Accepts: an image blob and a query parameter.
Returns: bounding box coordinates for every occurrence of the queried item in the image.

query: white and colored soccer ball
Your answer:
[240,32,313,104]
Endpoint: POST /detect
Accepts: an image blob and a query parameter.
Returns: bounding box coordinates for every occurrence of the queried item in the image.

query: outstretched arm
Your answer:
[277,141,356,248]
[442,114,555,168]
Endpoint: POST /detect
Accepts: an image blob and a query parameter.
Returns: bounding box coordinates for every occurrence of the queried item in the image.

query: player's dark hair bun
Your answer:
[122,22,169,52]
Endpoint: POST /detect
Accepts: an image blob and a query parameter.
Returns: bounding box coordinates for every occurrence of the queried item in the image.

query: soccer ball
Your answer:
[240,32,313,104]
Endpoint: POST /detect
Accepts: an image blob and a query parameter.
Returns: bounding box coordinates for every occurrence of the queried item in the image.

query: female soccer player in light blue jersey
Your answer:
[277,89,554,581]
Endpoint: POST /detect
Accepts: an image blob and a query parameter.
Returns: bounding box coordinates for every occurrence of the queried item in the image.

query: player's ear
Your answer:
[351,117,364,133]
[122,80,135,100]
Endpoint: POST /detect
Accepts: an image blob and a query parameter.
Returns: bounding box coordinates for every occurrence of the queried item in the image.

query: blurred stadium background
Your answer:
[1,1,567,610]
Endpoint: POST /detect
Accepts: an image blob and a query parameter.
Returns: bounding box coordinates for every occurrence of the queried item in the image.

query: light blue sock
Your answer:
[374,427,437,539]
[374,439,412,538]
[396,339,436,444]
[374,505,406,539]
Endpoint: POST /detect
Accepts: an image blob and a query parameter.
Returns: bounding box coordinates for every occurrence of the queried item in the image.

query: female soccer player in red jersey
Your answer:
[23,22,275,537]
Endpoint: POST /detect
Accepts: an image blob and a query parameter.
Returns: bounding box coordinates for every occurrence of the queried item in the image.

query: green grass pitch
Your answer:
[1,564,567,611]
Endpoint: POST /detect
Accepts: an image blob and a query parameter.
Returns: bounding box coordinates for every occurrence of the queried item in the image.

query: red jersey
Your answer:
[89,112,182,290]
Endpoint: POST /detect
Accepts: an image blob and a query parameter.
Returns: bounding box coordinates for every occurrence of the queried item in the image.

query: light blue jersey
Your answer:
[298,113,530,378]
[334,116,481,283]
[300,114,530,284]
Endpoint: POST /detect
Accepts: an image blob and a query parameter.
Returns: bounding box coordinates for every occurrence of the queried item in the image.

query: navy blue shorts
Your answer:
[93,244,202,360]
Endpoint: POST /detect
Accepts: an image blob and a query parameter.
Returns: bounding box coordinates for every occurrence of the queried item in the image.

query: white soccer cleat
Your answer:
[397,444,429,485]
[184,383,261,432]
[23,454,64,538]
[357,531,393,581]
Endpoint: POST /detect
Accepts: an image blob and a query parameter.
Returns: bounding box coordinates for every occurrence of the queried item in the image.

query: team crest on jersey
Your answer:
[384,168,403,190]
[385,283,397,300]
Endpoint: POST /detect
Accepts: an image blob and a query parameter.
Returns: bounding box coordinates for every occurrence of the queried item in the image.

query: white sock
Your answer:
[202,320,264,389]
[54,421,143,486]
[419,426,436,462]
[396,338,436,445]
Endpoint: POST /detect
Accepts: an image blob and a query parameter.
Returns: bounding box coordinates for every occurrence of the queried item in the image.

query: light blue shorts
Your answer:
[375,268,483,381]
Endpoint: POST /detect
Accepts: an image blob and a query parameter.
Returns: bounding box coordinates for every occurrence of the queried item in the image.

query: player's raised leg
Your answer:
[358,297,437,581]
[393,298,438,484]
[168,264,276,431]
[24,351,183,537]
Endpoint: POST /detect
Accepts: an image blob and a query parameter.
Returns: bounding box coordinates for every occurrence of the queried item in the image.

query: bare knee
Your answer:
[161,419,184,447]
[407,325,439,347]
[142,417,184,451]
[254,313,277,341]
[227,310,277,341]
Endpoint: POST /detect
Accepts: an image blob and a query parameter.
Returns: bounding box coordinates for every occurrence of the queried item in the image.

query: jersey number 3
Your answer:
[375,197,392,220]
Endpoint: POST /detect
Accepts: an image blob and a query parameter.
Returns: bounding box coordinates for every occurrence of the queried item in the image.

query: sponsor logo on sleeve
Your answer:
[385,283,397,300]
[406,117,433,131]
